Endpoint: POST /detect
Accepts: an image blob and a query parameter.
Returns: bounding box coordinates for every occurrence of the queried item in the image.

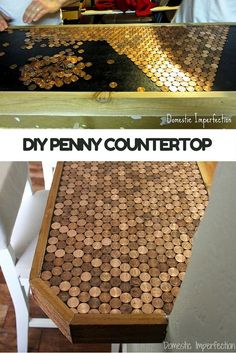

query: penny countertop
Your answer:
[33,162,208,314]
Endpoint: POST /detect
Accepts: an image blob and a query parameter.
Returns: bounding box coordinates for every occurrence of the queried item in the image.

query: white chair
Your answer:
[0,162,56,353]
[0,162,120,353]
[42,161,56,190]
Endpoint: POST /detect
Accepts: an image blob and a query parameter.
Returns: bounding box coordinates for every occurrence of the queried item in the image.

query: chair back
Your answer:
[0,162,28,250]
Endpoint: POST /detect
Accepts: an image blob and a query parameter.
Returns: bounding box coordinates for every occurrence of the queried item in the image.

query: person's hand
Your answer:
[23,0,63,23]
[0,11,11,31]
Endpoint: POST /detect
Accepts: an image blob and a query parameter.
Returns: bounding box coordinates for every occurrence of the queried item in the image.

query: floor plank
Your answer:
[0,305,8,327]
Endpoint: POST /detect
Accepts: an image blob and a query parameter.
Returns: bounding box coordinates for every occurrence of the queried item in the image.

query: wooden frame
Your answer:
[30,162,168,343]
[0,23,236,128]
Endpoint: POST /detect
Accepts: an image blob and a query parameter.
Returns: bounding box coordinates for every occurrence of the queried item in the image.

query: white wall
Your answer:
[127,162,236,352]
[166,162,236,351]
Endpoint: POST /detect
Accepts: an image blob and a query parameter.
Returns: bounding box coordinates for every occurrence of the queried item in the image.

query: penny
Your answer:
[120,293,132,303]
[141,293,152,304]
[179,272,186,281]
[131,298,142,309]
[52,267,62,276]
[161,282,172,292]
[99,303,111,314]
[159,273,170,282]
[120,304,132,313]
[107,59,115,64]
[140,282,152,292]
[59,281,71,291]
[79,292,90,302]
[58,292,69,302]
[110,298,121,309]
[109,82,118,89]
[171,287,180,297]
[51,286,60,295]
[55,249,65,258]
[89,287,101,297]
[48,237,58,245]
[77,303,90,313]
[110,259,121,268]
[169,277,181,287]
[67,297,79,308]
[130,287,142,298]
[99,292,111,303]
[89,298,100,309]
[47,245,56,253]
[51,222,61,230]
[110,287,122,297]
[100,272,111,282]
[175,254,186,263]
[162,292,174,303]
[79,282,91,292]
[168,268,179,277]
[91,258,102,267]
[142,303,154,314]
[131,277,142,287]
[152,298,164,309]
[90,277,101,287]
[41,271,52,281]
[151,288,162,298]
[69,287,80,296]
[137,86,146,92]
[120,273,131,282]
[100,282,112,292]
[140,273,151,282]
[81,272,92,282]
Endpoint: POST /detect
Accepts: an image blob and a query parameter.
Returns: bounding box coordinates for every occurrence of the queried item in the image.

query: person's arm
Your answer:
[23,0,76,24]
[0,11,11,31]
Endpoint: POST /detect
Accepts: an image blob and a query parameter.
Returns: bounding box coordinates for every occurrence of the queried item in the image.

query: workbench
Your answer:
[0,24,236,128]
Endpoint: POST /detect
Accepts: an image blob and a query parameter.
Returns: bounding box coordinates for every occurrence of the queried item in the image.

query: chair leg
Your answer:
[0,248,29,353]
[16,309,29,353]
[42,161,55,190]
[112,343,121,353]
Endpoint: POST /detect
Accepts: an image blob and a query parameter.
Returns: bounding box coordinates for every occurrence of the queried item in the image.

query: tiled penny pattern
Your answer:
[40,162,208,316]
[15,25,228,91]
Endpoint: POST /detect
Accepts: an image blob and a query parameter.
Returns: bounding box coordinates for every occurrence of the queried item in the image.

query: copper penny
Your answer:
[77,303,90,313]
[89,287,101,297]
[110,287,122,297]
[67,297,79,308]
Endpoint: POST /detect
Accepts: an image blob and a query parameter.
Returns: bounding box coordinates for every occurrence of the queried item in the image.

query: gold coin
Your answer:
[84,74,92,81]
[107,59,115,64]
[109,82,118,89]
[137,87,145,92]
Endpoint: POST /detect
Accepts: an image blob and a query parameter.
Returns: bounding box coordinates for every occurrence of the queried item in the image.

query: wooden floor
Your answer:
[0,161,217,352]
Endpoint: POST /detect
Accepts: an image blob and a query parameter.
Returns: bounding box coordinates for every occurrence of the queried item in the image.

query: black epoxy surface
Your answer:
[0,29,158,92]
[213,26,236,91]
[0,26,236,92]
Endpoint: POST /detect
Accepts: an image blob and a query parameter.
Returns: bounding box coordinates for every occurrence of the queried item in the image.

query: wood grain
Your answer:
[1,92,236,117]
